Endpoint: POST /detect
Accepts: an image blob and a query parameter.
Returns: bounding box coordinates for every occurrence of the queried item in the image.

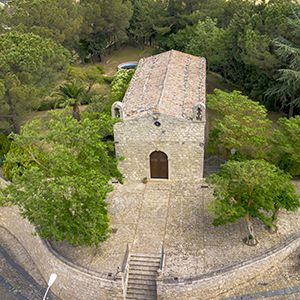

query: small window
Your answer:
[114,107,121,118]
[196,107,202,121]
[111,101,123,119]
[193,103,205,121]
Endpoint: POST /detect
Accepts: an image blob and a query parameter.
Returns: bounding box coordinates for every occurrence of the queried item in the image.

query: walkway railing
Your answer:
[120,244,130,299]
[159,243,166,273]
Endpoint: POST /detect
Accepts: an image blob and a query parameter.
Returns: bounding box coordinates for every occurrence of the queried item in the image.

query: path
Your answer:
[224,286,300,300]
[131,182,170,254]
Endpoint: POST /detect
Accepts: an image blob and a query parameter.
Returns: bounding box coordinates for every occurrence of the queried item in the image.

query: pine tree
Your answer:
[266,16,300,117]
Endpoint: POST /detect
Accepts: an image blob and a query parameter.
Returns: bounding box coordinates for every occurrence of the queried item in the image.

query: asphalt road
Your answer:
[0,243,57,300]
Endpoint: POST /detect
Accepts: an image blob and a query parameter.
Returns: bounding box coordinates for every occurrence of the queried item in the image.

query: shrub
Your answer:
[0,133,11,166]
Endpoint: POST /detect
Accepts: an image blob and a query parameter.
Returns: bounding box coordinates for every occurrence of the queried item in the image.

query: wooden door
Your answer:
[150,151,168,179]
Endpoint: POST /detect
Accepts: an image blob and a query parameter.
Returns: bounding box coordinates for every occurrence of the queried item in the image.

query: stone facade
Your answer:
[114,114,205,181]
[113,50,206,182]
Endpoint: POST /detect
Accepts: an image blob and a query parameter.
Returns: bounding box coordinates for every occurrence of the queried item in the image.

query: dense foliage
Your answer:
[1,0,299,114]
[130,0,300,115]
[1,111,122,245]
[0,32,70,133]
[1,0,83,50]
[208,89,272,159]
[266,16,300,116]
[110,69,135,103]
[208,160,300,245]
[55,81,86,121]
[270,116,300,175]
[0,133,11,165]
[79,0,133,60]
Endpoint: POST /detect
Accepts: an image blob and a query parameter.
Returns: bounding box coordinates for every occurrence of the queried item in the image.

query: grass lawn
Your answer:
[206,72,236,94]
[101,46,154,75]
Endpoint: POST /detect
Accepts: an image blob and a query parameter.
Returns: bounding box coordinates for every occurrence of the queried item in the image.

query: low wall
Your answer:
[157,233,300,300]
[0,206,124,300]
[2,205,300,300]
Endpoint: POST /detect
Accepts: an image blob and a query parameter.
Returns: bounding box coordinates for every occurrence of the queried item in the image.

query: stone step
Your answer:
[129,268,158,275]
[129,265,159,272]
[127,287,157,297]
[130,256,161,263]
[127,278,156,286]
[129,261,160,267]
[131,254,161,259]
[127,283,156,291]
[126,293,156,300]
[128,272,158,280]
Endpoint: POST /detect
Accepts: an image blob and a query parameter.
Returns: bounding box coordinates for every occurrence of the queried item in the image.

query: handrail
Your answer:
[159,243,166,272]
[120,244,130,299]
[121,243,129,272]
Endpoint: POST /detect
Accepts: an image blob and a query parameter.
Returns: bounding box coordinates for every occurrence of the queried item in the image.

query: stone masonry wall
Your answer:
[0,206,124,300]
[114,113,205,182]
[157,232,300,300]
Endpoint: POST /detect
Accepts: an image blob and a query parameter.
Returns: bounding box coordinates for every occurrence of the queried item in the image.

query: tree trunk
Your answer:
[288,102,294,118]
[5,88,20,134]
[244,215,258,246]
[271,207,280,223]
[72,103,81,121]
[86,82,95,94]
[268,207,279,234]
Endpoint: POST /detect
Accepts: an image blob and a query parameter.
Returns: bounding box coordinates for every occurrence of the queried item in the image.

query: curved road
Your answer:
[0,231,58,300]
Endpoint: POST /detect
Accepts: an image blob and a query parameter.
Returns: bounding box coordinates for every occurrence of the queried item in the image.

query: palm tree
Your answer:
[56,81,86,121]
[266,16,300,117]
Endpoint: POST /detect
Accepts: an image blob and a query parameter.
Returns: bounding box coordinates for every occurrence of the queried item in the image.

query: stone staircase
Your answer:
[126,253,161,300]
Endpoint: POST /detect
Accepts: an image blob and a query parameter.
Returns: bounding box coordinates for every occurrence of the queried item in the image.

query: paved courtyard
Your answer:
[52,179,300,279]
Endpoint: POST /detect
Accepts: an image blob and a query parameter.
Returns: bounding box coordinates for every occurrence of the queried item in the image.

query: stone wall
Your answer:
[0,206,124,300]
[157,232,300,300]
[114,114,205,182]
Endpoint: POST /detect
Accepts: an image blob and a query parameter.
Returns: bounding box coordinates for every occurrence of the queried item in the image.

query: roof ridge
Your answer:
[155,50,174,112]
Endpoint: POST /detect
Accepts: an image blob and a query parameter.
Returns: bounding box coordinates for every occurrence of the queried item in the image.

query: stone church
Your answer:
[112,50,206,181]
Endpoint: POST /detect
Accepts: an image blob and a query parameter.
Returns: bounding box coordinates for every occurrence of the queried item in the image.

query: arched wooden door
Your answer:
[150,151,168,179]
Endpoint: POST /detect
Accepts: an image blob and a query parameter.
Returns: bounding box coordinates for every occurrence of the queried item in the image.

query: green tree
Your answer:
[80,0,133,60]
[129,0,169,45]
[185,18,226,69]
[1,111,122,246]
[0,32,70,133]
[208,160,300,245]
[2,0,83,50]
[207,89,272,159]
[0,133,11,165]
[266,16,300,117]
[110,69,135,103]
[56,81,86,121]
[270,116,300,175]
[67,65,104,94]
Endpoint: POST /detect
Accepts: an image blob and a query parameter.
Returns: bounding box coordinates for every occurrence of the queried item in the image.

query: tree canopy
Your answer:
[79,0,133,60]
[1,111,122,246]
[266,16,300,116]
[208,159,300,245]
[207,89,272,159]
[0,31,70,133]
[270,115,300,175]
[2,0,83,50]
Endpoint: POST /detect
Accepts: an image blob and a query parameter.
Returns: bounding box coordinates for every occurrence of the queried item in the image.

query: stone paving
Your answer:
[52,179,300,282]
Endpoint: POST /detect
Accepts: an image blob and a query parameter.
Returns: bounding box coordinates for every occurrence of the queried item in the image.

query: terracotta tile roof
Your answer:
[122,50,206,120]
